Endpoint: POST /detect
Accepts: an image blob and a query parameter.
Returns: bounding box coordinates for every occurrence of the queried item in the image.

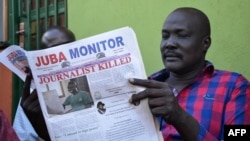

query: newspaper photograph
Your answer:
[25,27,163,141]
[0,45,36,88]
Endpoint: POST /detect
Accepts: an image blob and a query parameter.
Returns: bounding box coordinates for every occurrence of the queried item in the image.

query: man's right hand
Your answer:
[20,69,50,140]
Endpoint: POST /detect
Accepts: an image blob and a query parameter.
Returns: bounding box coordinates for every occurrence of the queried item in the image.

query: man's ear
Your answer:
[202,35,211,52]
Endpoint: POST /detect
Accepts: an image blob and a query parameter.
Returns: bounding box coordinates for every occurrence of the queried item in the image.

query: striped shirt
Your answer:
[149,61,250,141]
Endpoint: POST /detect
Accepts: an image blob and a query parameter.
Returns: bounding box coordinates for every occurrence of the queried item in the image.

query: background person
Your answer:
[129,7,250,141]
[13,26,76,141]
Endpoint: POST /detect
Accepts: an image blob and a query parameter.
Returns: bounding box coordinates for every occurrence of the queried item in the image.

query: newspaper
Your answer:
[0,45,36,88]
[1,27,163,141]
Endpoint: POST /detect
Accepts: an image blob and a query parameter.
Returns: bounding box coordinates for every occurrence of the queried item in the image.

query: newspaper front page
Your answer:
[25,27,163,141]
[0,45,36,88]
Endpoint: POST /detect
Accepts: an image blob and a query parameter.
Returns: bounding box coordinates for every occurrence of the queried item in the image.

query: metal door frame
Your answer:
[8,0,68,121]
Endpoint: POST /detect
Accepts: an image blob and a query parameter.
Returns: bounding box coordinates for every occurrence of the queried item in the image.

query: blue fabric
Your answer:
[13,99,39,141]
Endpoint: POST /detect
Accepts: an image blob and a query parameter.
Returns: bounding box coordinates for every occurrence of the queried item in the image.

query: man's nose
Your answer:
[161,36,177,50]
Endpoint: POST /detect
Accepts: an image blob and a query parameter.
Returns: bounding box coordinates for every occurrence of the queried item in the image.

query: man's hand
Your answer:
[20,69,50,140]
[128,78,185,125]
[129,78,199,141]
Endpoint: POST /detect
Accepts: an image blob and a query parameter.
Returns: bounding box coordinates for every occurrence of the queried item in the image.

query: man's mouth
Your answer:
[164,52,182,60]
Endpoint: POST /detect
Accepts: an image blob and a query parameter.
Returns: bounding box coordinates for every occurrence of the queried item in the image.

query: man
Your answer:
[63,80,92,112]
[11,52,29,75]
[97,101,106,114]
[13,26,76,141]
[129,7,250,141]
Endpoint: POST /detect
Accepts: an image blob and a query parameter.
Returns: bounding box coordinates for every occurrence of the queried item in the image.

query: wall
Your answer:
[68,0,250,79]
[0,0,3,41]
[0,0,13,122]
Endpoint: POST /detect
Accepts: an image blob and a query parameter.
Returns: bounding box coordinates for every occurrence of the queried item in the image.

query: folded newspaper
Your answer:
[0,27,163,141]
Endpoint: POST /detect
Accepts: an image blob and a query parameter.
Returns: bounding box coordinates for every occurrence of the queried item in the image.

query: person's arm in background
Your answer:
[20,70,50,141]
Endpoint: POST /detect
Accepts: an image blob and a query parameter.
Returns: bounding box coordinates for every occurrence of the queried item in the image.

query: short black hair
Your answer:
[97,101,105,107]
[173,7,211,36]
[68,80,78,87]
[47,26,76,41]
[41,26,76,49]
[0,41,10,49]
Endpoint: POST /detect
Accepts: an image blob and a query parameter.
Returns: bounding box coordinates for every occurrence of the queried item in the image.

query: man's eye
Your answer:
[177,33,189,38]
[162,33,169,39]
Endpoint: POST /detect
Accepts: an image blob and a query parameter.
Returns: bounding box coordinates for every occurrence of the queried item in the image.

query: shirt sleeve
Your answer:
[196,75,250,141]
[63,95,71,106]
[13,99,39,141]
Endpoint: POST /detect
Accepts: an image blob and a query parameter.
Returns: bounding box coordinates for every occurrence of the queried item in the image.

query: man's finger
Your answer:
[129,87,172,104]
[21,90,38,110]
[129,88,155,104]
[129,78,168,88]
[151,106,169,117]
[148,97,167,108]
[129,93,146,105]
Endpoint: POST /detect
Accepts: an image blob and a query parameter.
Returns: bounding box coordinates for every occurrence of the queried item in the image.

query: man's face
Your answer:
[98,104,103,109]
[160,11,206,74]
[14,58,29,73]
[68,83,77,94]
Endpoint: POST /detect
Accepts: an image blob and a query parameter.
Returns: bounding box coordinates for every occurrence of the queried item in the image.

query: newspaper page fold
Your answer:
[26,27,163,141]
